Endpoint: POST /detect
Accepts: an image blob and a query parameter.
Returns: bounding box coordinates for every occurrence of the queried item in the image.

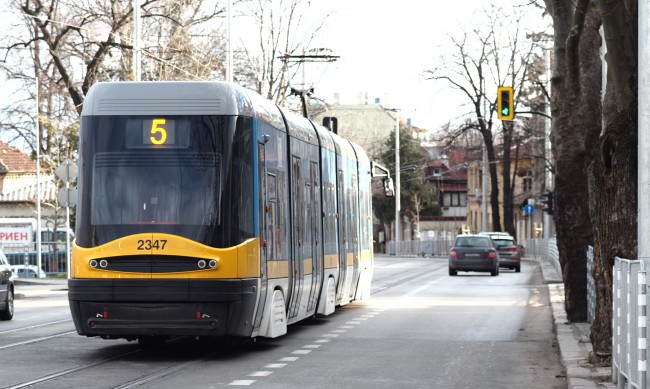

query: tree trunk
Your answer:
[502,121,515,236]
[588,0,638,361]
[546,0,599,322]
[588,104,637,360]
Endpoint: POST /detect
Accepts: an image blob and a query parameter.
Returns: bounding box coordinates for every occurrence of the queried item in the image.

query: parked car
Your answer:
[0,249,14,320]
[491,236,521,272]
[449,234,500,276]
[10,265,47,279]
[479,231,515,242]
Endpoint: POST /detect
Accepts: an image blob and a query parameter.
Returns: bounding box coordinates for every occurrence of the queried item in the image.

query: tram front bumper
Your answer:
[68,278,258,338]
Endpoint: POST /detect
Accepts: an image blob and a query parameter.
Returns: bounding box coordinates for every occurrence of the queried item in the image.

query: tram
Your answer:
[68,81,392,343]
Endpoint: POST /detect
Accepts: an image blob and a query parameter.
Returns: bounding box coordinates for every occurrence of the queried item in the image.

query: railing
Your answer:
[612,257,646,389]
[525,237,561,275]
[587,246,596,323]
[0,243,69,276]
[387,239,454,257]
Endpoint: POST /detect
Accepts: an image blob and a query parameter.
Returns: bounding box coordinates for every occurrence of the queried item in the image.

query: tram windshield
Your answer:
[76,115,254,249]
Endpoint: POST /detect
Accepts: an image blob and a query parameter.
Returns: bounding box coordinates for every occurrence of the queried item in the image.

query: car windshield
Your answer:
[493,239,516,248]
[455,237,492,247]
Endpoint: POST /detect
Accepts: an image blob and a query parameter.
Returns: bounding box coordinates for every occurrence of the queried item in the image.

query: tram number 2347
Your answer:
[137,239,168,251]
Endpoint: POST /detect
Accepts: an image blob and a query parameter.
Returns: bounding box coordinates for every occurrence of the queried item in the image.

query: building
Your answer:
[420,148,468,239]
[465,140,546,244]
[0,141,59,231]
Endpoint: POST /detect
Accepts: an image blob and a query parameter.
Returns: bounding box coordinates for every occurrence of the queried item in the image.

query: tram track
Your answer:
[2,259,445,389]
[0,319,72,335]
[2,334,239,389]
[371,258,447,295]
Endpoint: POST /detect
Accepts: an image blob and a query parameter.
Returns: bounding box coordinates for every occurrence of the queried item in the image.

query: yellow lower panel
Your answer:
[268,260,289,279]
[71,235,260,279]
[324,254,338,269]
[303,258,313,275]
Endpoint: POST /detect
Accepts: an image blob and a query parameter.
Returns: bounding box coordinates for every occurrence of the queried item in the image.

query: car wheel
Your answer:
[449,267,457,276]
[515,265,521,273]
[0,287,14,321]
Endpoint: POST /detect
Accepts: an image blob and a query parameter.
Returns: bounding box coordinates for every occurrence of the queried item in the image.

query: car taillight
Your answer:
[488,252,496,259]
[509,247,519,252]
[450,250,457,258]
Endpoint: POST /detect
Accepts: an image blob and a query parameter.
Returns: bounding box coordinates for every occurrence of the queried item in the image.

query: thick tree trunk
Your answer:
[588,0,638,361]
[588,104,637,360]
[546,0,599,322]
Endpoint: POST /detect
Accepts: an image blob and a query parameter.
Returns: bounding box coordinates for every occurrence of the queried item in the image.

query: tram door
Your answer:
[348,173,360,299]
[288,156,303,319]
[307,161,322,312]
[253,142,268,330]
[336,169,349,303]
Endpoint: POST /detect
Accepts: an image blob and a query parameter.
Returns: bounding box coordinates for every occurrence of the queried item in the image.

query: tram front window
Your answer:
[77,115,254,249]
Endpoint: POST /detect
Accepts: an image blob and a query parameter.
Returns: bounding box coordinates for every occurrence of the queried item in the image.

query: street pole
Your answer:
[544,47,554,239]
[481,143,488,232]
[133,0,141,81]
[639,0,650,268]
[227,0,232,83]
[34,42,42,277]
[395,109,401,245]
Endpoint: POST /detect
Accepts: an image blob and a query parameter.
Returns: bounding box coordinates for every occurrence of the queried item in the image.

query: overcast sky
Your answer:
[305,0,551,132]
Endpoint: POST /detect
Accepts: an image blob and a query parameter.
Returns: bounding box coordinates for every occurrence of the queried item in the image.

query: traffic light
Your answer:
[497,86,514,120]
[541,191,554,215]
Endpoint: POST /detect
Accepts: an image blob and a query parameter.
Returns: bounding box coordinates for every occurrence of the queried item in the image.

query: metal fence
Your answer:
[612,257,646,389]
[587,246,596,324]
[0,243,69,276]
[387,239,454,257]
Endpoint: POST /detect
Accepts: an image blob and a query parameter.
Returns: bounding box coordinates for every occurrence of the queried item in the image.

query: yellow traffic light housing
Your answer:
[497,86,514,120]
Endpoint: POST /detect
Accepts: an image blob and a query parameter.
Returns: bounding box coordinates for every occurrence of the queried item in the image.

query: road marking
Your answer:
[265,363,287,368]
[322,333,339,337]
[279,357,300,361]
[249,371,272,377]
[291,349,312,355]
[347,321,362,324]
[303,344,321,349]
[332,329,347,333]
[314,339,330,343]
[228,380,256,385]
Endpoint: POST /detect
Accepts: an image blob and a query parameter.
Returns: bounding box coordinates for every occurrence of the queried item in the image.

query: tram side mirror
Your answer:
[383,177,394,197]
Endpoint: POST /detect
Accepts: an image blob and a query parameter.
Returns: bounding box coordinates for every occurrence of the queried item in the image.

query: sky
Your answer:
[0,0,552,140]
[299,0,551,133]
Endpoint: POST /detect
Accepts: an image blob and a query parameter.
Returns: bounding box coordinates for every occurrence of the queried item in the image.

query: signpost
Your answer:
[54,159,77,278]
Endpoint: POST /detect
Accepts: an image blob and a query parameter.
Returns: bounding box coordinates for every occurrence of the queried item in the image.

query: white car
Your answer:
[10,265,47,278]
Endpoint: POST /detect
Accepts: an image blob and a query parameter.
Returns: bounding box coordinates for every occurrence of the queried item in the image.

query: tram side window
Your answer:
[219,116,254,245]
[262,124,289,261]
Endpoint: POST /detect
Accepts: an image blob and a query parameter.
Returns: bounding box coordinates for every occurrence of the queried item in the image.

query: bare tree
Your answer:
[426,6,542,234]
[238,0,329,105]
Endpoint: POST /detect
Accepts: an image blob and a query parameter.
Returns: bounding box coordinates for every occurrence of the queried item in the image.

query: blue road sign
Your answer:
[523,204,534,216]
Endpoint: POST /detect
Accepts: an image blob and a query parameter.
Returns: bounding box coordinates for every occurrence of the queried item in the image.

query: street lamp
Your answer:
[395,109,400,244]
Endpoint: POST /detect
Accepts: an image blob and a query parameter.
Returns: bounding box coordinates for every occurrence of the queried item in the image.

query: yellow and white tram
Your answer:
[68,81,389,343]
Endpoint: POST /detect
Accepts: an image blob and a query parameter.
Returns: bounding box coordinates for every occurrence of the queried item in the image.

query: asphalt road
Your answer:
[1,256,565,389]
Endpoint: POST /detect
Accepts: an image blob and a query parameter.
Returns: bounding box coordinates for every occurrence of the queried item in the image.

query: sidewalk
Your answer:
[13,277,68,299]
[537,256,615,388]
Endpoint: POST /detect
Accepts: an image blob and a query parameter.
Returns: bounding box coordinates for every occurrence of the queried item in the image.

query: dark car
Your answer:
[0,249,14,320]
[491,236,521,272]
[449,235,500,276]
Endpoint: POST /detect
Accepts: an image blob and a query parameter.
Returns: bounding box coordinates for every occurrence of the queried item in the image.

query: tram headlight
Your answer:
[89,259,98,268]
[197,259,206,269]
[209,259,217,269]
[99,259,108,268]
